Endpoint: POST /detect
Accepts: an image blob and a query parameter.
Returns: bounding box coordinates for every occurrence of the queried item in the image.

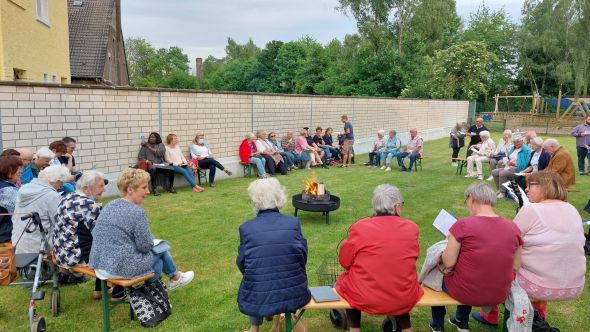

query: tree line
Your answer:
[125,0,590,103]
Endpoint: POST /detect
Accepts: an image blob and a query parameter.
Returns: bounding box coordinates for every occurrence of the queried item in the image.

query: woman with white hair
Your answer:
[465,131,495,180]
[237,178,310,332]
[53,170,113,299]
[430,183,522,332]
[487,129,513,180]
[491,133,532,198]
[239,133,268,178]
[20,147,55,185]
[11,165,71,254]
[335,184,422,332]
[366,130,386,167]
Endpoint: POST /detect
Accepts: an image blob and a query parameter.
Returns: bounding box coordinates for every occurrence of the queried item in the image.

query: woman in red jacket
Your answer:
[239,133,268,178]
[336,184,423,332]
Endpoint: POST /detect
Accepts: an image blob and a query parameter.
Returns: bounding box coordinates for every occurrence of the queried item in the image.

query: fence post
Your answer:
[251,95,254,132]
[157,91,163,134]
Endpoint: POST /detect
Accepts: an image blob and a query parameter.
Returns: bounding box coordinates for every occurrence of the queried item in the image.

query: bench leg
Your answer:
[294,208,298,217]
[325,211,329,225]
[502,306,509,332]
[101,279,110,332]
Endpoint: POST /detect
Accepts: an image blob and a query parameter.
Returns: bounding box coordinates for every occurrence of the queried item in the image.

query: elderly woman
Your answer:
[449,123,466,166]
[465,131,495,180]
[239,133,268,178]
[255,131,288,175]
[513,137,551,189]
[476,171,587,327]
[11,165,71,254]
[295,129,322,169]
[380,130,402,172]
[0,156,23,243]
[20,147,54,185]
[366,130,386,167]
[429,183,522,332]
[336,185,422,332]
[189,132,232,187]
[237,178,310,332]
[488,129,514,179]
[138,132,176,196]
[491,133,531,198]
[89,168,193,290]
[53,170,112,299]
[164,133,204,192]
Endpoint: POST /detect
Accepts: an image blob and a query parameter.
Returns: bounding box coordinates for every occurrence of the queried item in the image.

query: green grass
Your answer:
[2,132,589,331]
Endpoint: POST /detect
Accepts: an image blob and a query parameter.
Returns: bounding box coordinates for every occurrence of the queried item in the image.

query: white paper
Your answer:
[501,182,530,205]
[514,172,526,176]
[153,239,163,246]
[433,209,457,237]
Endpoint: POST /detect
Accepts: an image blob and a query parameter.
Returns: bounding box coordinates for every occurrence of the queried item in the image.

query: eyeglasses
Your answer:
[269,135,276,138]
[526,182,539,188]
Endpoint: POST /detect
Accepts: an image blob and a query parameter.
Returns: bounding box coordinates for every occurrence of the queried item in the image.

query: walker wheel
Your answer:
[50,287,60,317]
[329,309,348,330]
[31,316,46,332]
[381,316,401,332]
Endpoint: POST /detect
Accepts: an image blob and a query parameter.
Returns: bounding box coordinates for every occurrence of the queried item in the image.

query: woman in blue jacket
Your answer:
[237,177,310,332]
[491,133,532,198]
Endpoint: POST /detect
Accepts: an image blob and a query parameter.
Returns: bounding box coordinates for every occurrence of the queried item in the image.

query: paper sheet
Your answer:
[433,209,457,237]
[502,181,530,205]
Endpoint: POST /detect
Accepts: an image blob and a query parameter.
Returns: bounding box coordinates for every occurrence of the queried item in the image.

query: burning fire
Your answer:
[305,171,318,198]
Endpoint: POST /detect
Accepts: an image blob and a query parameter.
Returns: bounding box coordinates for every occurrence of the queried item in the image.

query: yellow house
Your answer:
[0,0,70,83]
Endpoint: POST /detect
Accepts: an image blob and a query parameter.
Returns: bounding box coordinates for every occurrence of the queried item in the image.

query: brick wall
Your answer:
[0,83,468,185]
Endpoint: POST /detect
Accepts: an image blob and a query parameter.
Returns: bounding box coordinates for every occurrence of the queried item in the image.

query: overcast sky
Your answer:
[121,0,524,65]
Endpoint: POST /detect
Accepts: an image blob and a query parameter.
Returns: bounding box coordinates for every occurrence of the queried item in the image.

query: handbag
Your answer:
[268,311,307,332]
[136,160,150,172]
[0,243,17,286]
[129,280,172,327]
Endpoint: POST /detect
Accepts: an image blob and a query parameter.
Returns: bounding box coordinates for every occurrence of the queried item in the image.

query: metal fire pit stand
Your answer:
[292,193,340,224]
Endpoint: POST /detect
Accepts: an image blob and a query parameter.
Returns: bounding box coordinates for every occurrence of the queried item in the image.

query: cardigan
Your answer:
[546,147,576,186]
[508,144,532,172]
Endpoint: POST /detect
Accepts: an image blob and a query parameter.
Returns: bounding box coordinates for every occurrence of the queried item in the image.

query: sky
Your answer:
[121,0,524,66]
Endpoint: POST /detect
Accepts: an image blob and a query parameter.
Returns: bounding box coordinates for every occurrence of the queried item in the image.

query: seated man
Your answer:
[543,138,576,187]
[397,128,423,172]
[20,147,54,185]
[366,130,386,167]
[491,133,531,198]
[380,130,402,171]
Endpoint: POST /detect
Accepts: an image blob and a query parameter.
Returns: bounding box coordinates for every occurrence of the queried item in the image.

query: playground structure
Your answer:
[493,93,589,119]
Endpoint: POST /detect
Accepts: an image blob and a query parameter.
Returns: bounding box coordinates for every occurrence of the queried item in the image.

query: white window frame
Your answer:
[36,0,50,26]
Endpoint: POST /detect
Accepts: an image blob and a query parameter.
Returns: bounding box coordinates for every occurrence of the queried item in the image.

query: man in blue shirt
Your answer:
[340,115,354,167]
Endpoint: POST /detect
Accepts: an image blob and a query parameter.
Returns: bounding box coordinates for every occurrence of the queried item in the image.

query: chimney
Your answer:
[195,58,203,82]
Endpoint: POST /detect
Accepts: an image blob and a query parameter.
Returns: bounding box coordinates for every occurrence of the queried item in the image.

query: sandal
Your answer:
[193,186,204,193]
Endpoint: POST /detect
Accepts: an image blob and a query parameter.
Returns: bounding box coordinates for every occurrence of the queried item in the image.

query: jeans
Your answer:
[147,250,177,283]
[281,151,295,168]
[368,151,380,166]
[380,151,398,165]
[198,157,225,183]
[492,167,516,193]
[172,165,196,187]
[321,147,331,164]
[249,157,266,176]
[576,146,590,172]
[328,147,341,160]
[397,151,421,170]
[431,282,472,328]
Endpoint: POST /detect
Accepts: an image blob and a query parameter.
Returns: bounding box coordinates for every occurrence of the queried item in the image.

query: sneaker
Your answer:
[464,174,473,178]
[380,166,387,170]
[404,169,412,173]
[486,176,493,181]
[448,315,469,332]
[477,175,484,180]
[471,312,498,328]
[385,167,391,172]
[496,192,505,198]
[400,166,407,171]
[429,321,444,332]
[169,271,194,291]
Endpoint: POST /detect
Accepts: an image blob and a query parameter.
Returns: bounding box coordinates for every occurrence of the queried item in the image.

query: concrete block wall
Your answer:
[0,83,468,195]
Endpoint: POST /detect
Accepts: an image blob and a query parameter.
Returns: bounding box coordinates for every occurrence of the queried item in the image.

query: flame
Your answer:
[305,171,318,197]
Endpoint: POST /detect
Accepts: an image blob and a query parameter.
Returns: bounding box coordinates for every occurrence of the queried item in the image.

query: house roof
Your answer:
[68,0,114,79]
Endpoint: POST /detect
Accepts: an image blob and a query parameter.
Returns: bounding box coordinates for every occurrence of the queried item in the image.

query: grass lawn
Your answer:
[2,132,589,332]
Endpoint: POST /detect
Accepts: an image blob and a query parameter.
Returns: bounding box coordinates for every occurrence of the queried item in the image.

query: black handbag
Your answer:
[129,280,172,327]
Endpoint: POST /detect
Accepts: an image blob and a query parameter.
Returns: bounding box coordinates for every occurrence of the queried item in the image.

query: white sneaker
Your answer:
[464,174,473,178]
[486,176,493,181]
[477,175,484,180]
[496,192,505,198]
[380,166,386,170]
[385,167,391,172]
[169,271,194,291]
[451,162,458,167]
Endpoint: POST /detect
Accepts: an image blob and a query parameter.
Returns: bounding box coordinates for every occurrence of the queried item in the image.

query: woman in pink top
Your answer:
[164,134,204,193]
[294,130,322,169]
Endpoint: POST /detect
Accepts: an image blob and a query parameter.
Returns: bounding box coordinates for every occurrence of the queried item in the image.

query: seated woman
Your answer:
[465,131,495,180]
[476,171,586,327]
[0,156,23,243]
[52,170,117,299]
[323,127,341,161]
[491,134,531,198]
[336,184,423,332]
[138,132,176,196]
[20,147,54,185]
[268,132,297,170]
[237,177,310,332]
[514,137,551,189]
[295,130,322,169]
[430,183,522,332]
[255,131,288,175]
[366,130,386,167]
[164,133,204,193]
[488,129,513,177]
[239,133,268,178]
[380,130,401,171]
[89,168,193,290]
[189,133,232,187]
[11,165,71,254]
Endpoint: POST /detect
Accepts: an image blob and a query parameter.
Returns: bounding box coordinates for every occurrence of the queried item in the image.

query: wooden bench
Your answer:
[413,156,425,171]
[285,286,461,332]
[70,265,155,332]
[241,161,253,177]
[452,157,468,175]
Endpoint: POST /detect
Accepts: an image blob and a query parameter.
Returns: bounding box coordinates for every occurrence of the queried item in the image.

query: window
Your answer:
[61,77,68,84]
[36,0,49,26]
[13,68,27,81]
[43,73,48,83]
[52,75,57,83]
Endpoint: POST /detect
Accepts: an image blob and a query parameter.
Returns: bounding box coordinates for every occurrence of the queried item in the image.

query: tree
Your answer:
[247,40,284,92]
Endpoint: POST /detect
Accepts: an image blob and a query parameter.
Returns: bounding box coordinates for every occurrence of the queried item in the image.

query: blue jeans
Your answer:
[576,146,590,172]
[249,157,266,175]
[172,165,196,187]
[397,151,421,170]
[147,250,177,283]
[431,282,472,328]
[321,147,331,164]
[281,151,295,167]
[381,151,398,165]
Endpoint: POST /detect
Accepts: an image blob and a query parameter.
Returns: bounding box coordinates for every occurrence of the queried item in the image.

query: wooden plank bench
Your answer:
[414,156,425,171]
[69,265,155,332]
[452,157,467,175]
[241,161,253,177]
[285,286,461,332]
